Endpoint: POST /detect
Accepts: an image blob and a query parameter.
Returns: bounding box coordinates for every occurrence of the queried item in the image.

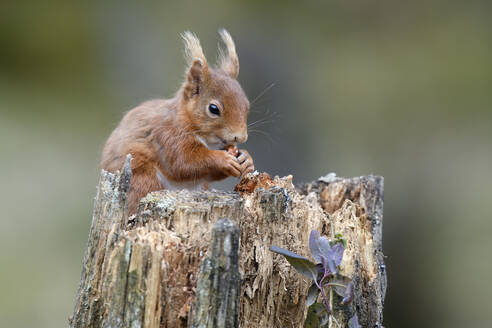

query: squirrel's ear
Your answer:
[217,29,239,79]
[182,31,209,99]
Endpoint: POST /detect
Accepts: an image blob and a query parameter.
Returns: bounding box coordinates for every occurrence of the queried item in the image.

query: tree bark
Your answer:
[190,218,240,328]
[70,157,386,328]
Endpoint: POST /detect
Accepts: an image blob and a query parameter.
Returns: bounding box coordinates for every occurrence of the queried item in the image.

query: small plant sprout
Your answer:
[270,230,360,327]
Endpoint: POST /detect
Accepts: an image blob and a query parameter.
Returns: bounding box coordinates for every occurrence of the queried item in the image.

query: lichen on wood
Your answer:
[70,157,386,328]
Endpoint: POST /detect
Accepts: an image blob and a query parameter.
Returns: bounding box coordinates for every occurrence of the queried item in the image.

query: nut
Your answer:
[225,145,239,157]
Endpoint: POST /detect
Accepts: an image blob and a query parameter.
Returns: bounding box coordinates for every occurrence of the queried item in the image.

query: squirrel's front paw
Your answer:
[217,151,242,178]
[238,149,255,179]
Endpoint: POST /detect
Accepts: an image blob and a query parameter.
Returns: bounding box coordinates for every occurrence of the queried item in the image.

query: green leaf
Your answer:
[304,303,329,328]
[270,246,318,280]
[333,233,347,248]
[306,282,320,307]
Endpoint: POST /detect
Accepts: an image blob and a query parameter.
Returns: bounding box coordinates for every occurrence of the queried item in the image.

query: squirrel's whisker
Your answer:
[250,83,275,106]
[248,129,278,145]
[248,120,276,128]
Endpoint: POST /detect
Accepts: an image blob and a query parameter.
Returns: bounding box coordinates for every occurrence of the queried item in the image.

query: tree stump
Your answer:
[70,156,386,327]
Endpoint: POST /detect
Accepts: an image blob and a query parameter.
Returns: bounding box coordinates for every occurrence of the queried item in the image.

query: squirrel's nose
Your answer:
[232,131,248,144]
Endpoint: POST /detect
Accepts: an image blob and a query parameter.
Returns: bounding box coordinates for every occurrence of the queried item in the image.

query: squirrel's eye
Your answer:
[208,104,220,116]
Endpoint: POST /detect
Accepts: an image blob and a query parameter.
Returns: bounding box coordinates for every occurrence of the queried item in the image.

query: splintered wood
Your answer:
[70,158,386,328]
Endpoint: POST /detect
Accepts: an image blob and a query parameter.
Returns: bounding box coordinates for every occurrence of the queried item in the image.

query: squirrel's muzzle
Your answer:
[232,130,248,144]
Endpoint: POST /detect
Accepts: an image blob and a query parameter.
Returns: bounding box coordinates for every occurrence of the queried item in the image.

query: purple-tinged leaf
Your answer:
[308,230,345,275]
[323,275,351,299]
[348,314,361,328]
[320,256,327,274]
[318,234,332,259]
[316,263,324,276]
[306,282,320,306]
[320,254,337,276]
[327,258,338,275]
[342,282,353,304]
[309,230,323,263]
[269,245,304,260]
[269,246,318,280]
[331,242,345,267]
[317,236,338,274]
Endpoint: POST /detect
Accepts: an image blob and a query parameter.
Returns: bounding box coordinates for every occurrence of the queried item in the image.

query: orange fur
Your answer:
[100,30,254,214]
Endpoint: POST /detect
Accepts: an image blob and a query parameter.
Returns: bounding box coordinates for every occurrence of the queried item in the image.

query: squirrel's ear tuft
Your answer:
[181,31,208,99]
[182,31,207,66]
[217,29,239,79]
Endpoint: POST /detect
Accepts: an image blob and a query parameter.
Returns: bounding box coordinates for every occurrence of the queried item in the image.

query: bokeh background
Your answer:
[1,1,491,327]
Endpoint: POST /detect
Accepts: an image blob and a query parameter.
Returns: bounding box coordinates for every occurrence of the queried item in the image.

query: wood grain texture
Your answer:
[190,218,240,328]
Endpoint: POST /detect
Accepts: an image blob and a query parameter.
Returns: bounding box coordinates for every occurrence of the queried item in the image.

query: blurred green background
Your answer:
[1,1,491,327]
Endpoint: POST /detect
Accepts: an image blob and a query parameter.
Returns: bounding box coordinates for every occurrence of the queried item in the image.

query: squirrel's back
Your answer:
[100,98,173,172]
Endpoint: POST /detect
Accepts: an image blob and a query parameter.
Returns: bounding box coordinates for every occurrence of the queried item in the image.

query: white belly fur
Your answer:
[155,167,205,191]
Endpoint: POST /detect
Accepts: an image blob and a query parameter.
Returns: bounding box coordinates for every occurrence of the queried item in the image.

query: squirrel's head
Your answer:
[179,29,249,150]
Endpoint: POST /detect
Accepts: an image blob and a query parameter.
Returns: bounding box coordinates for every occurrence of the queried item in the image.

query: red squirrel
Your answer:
[100,29,254,214]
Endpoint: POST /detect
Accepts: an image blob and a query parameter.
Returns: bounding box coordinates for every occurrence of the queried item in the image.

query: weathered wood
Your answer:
[190,218,240,328]
[71,159,386,328]
[300,174,386,327]
[70,154,132,328]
